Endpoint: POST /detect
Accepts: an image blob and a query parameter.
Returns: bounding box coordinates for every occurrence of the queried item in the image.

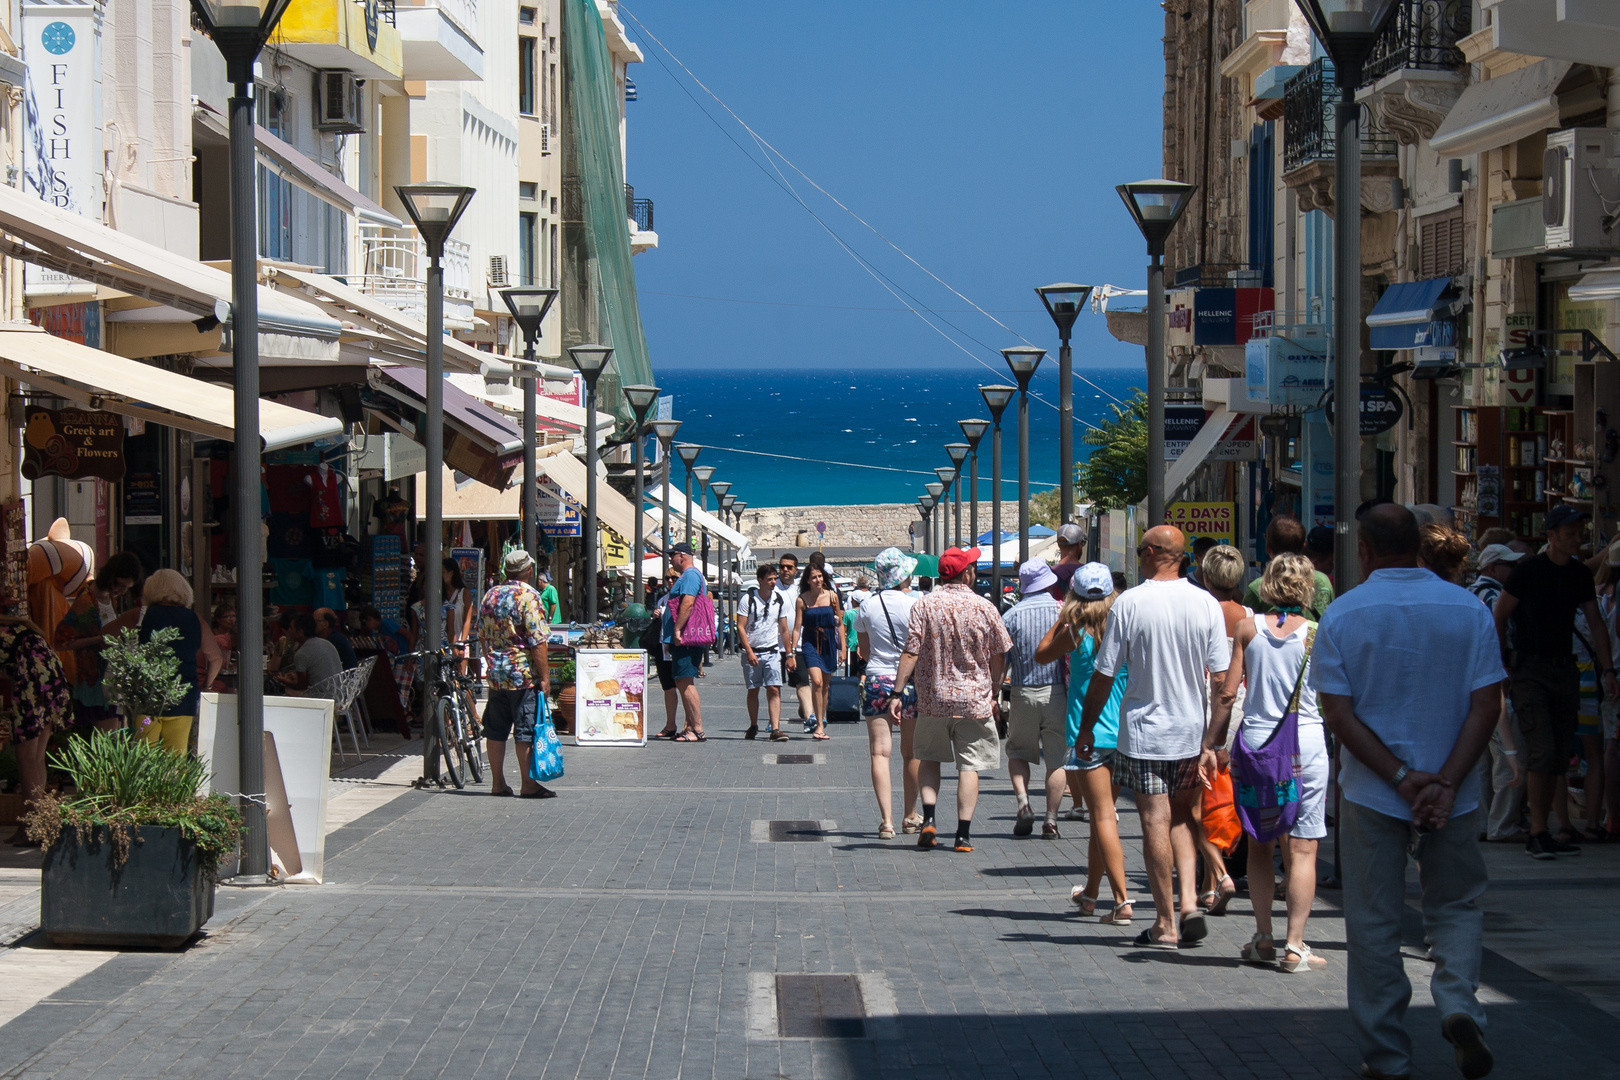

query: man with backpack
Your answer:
[737,563,791,742]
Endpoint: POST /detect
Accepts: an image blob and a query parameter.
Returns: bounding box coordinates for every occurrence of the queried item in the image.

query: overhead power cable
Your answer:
[683,443,1060,489]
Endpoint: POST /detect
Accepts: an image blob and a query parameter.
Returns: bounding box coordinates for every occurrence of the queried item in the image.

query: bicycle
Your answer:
[405,646,484,790]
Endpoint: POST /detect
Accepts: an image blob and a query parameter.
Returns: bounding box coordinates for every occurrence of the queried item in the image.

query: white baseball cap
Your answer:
[1071,562,1115,601]
[1477,543,1524,571]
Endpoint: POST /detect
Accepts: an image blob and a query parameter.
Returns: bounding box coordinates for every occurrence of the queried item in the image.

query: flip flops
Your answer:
[1133,928,1178,950]
[673,730,706,742]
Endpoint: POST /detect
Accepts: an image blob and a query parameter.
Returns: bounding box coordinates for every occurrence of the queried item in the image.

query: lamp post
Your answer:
[925,481,946,556]
[958,420,990,549]
[1117,179,1198,527]
[1036,284,1094,526]
[1001,347,1046,565]
[980,385,1015,603]
[692,465,715,588]
[945,443,970,549]
[499,287,559,565]
[719,492,737,653]
[730,498,747,650]
[397,182,476,785]
[710,480,732,653]
[622,384,661,604]
[676,444,701,545]
[650,420,682,585]
[569,344,615,624]
[918,495,935,556]
[1296,0,1401,591]
[933,467,958,549]
[187,0,295,884]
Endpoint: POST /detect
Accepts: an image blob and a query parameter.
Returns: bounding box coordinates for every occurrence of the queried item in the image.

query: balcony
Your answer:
[353,223,477,330]
[1282,58,1399,216]
[625,183,658,254]
[275,0,404,80]
[396,0,483,81]
[1359,0,1471,145]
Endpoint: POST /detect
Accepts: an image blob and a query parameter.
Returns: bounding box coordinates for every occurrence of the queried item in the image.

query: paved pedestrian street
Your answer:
[1,665,1616,1080]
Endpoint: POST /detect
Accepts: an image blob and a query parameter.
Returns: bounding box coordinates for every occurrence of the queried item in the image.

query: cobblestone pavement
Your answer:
[0,662,1616,1079]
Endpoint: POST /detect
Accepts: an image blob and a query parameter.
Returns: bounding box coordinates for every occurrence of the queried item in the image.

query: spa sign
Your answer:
[21,406,124,482]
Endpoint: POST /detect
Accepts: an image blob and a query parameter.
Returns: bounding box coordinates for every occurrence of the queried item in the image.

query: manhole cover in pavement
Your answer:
[767,820,827,842]
[776,974,866,1038]
[773,754,815,764]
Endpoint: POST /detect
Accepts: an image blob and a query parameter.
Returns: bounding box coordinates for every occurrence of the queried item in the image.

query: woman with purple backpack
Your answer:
[1206,552,1329,973]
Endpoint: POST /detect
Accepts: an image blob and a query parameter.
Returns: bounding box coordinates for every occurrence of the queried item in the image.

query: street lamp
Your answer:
[1002,346,1046,565]
[676,443,701,545]
[188,0,295,885]
[719,491,738,654]
[731,498,748,649]
[1117,179,1197,527]
[925,481,946,556]
[569,343,615,624]
[710,480,732,653]
[958,420,990,550]
[1295,0,1402,589]
[692,465,715,584]
[622,384,661,604]
[1036,284,1094,526]
[980,385,1016,602]
[649,420,682,585]
[397,181,475,786]
[499,287,559,567]
[918,495,936,556]
[945,443,970,549]
[934,466,958,550]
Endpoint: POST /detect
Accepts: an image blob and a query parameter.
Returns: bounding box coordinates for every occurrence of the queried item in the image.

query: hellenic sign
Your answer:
[21,406,124,482]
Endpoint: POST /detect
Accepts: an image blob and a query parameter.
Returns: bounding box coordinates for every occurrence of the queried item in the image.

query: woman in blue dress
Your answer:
[791,565,844,740]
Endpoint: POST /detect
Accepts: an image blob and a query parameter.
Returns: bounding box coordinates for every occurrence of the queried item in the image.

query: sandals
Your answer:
[653,729,680,741]
[1100,901,1134,925]
[901,815,924,835]
[1279,941,1326,973]
[877,823,895,840]
[811,731,830,741]
[1069,887,1098,916]
[673,730,706,742]
[1178,911,1208,944]
[1133,928,1178,950]
[1208,874,1237,916]
[1241,932,1277,964]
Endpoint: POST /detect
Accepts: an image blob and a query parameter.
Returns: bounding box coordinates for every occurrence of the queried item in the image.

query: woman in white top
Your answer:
[854,548,920,839]
[1211,552,1329,974]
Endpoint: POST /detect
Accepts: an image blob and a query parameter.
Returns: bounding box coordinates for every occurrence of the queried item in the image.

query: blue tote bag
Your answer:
[529,694,565,783]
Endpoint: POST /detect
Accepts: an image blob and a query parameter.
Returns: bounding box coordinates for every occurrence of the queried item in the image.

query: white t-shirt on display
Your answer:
[1094,577,1231,761]
[853,589,919,679]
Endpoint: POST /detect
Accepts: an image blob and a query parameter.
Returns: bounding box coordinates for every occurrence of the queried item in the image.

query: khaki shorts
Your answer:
[1006,684,1066,765]
[915,714,1001,773]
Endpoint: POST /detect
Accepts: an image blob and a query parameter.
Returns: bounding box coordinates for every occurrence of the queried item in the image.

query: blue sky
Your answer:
[617,2,1167,380]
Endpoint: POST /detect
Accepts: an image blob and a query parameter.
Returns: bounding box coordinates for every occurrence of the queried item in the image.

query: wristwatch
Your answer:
[1390,763,1411,788]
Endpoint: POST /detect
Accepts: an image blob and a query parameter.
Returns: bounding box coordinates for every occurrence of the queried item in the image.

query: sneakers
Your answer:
[1526,832,1560,860]
[953,840,973,853]
[802,715,818,734]
[1551,833,1583,855]
[1440,1013,1494,1079]
[917,824,936,850]
[1013,805,1035,837]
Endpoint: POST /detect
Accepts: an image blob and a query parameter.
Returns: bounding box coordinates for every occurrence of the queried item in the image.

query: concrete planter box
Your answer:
[41,824,214,948]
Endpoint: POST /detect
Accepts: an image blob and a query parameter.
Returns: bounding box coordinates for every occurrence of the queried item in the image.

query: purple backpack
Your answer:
[1230,625,1315,843]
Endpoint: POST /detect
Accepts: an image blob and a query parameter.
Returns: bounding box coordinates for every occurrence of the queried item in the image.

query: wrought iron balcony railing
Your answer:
[625,183,654,232]
[1283,58,1398,175]
[1361,0,1470,84]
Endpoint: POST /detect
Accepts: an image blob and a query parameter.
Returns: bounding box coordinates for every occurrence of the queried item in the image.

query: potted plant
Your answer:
[100,627,185,739]
[554,659,577,734]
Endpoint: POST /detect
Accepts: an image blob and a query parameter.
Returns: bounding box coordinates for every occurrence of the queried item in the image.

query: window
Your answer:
[519,181,538,201]
[519,212,538,286]
[519,37,537,116]
[519,6,536,24]
[1418,207,1465,280]
[255,86,292,260]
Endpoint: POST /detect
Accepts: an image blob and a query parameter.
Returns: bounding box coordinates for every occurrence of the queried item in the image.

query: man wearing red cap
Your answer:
[889,545,1012,852]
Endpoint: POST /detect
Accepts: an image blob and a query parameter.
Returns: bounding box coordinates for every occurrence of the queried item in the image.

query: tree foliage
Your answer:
[1076,391,1148,512]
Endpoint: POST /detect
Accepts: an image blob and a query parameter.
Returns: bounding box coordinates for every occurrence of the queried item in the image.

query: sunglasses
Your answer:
[1136,542,1171,557]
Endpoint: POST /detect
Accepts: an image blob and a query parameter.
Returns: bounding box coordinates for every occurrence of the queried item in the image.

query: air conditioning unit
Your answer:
[488,255,509,287]
[316,71,365,134]
[538,123,551,155]
[1543,127,1620,253]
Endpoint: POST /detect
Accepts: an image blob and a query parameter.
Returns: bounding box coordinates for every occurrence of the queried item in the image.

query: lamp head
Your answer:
[979,384,1017,421]
[498,286,558,343]
[944,442,971,467]
[188,0,293,81]
[933,467,956,487]
[568,343,615,384]
[957,418,991,448]
[394,183,476,258]
[1116,179,1197,257]
[918,496,935,514]
[1000,346,1046,390]
[676,443,702,468]
[708,481,731,500]
[719,494,736,511]
[1035,283,1092,339]
[649,419,682,448]
[692,465,715,486]
[925,482,945,500]
[1295,0,1402,72]
[731,500,747,515]
[622,383,661,423]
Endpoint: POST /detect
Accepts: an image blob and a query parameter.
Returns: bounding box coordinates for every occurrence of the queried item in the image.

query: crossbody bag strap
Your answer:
[876,591,900,645]
[1284,623,1318,714]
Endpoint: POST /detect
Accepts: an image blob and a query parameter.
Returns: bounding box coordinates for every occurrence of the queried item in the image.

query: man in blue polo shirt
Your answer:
[662,542,709,742]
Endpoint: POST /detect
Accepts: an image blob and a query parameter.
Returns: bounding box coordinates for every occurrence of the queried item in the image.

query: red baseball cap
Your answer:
[937,546,981,579]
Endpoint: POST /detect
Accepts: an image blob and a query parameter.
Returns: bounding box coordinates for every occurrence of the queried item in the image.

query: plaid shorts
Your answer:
[1114,752,1201,795]
[861,673,918,720]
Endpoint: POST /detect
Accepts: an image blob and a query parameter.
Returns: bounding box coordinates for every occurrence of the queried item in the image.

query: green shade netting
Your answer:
[566,0,653,426]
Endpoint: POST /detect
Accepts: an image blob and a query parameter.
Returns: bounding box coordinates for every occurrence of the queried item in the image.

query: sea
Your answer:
[652,366,1144,508]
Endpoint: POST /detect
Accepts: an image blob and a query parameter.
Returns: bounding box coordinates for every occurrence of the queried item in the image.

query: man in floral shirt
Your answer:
[889,546,1011,852]
[478,549,554,798]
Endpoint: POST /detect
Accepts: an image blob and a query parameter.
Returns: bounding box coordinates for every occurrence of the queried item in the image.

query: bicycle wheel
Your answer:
[435,696,466,789]
[455,697,483,784]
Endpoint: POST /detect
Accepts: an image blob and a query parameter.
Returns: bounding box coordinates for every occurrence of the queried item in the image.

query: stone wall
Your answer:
[738,503,1003,549]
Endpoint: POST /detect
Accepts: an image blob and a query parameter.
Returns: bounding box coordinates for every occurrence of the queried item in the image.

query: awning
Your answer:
[445,372,615,437]
[416,466,519,521]
[1366,277,1460,350]
[645,483,749,550]
[0,324,342,450]
[0,183,342,351]
[371,366,524,489]
[194,103,403,228]
[541,450,661,547]
[1431,59,1572,157]
[1570,265,1620,302]
[976,534,1060,570]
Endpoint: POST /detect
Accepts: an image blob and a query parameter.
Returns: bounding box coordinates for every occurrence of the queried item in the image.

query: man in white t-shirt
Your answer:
[1080,525,1231,950]
[854,548,920,837]
[737,564,791,742]
[1311,504,1504,1080]
[775,553,810,721]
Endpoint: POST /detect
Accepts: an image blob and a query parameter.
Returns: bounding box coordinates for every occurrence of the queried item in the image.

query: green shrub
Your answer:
[100,627,187,720]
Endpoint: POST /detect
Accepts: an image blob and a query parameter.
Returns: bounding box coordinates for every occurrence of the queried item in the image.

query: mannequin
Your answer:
[27,518,93,678]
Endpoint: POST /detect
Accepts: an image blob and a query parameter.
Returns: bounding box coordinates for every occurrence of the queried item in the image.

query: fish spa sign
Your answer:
[22,0,103,297]
[21,406,125,482]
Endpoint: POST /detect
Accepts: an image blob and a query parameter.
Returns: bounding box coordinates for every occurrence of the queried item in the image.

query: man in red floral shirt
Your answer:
[889,546,1012,852]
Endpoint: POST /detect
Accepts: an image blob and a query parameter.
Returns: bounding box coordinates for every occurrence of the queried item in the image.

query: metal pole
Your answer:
[684,465,694,545]
[584,374,599,624]
[423,252,445,780]
[1059,332,1074,525]
[969,448,979,548]
[523,337,538,562]
[1333,65,1363,590]
[228,68,267,879]
[1147,254,1167,526]
[661,450,672,585]
[1018,387,1031,566]
[991,421,1003,601]
[953,473,962,548]
[632,427,645,604]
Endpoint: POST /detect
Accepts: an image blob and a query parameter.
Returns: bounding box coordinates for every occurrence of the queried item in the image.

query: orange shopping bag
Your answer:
[1201,767,1242,855]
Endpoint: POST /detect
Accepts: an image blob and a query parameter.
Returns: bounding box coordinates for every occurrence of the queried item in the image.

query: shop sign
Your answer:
[1194,289,1236,346]
[1302,409,1335,531]
[450,546,484,610]
[1164,408,1258,462]
[574,650,648,746]
[1502,313,1538,405]
[1324,384,1404,436]
[1246,333,1330,407]
[123,470,161,525]
[1166,502,1236,545]
[536,478,581,537]
[542,373,582,409]
[20,405,124,482]
[22,0,102,297]
[28,301,100,347]
[599,524,629,568]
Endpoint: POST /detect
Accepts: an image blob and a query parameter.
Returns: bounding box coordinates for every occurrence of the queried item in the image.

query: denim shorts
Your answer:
[483,687,538,744]
[1063,745,1116,772]
[672,645,706,680]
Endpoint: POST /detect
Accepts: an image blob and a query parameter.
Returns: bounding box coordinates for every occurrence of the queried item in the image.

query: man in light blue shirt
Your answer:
[1311,504,1504,1080]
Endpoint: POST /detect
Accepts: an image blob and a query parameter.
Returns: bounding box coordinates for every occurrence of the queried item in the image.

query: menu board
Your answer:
[573,650,648,746]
